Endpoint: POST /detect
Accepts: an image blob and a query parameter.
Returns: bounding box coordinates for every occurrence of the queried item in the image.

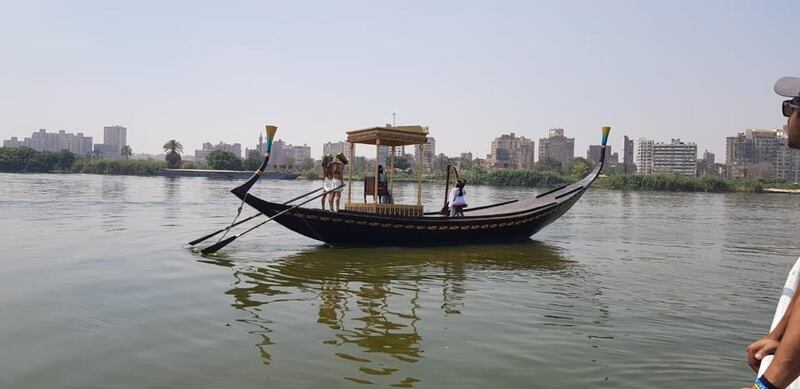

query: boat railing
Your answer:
[344,203,424,217]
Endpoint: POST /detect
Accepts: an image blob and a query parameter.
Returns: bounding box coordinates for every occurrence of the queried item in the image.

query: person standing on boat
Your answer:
[744,76,800,389]
[449,179,468,217]
[321,154,333,211]
[329,153,348,212]
[378,165,393,204]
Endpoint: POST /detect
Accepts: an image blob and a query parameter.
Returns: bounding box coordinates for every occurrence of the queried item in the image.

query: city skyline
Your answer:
[0,1,797,160]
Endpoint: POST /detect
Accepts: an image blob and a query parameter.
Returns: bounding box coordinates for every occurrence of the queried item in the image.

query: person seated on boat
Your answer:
[321,154,334,210]
[377,165,393,204]
[329,153,348,212]
[449,179,467,217]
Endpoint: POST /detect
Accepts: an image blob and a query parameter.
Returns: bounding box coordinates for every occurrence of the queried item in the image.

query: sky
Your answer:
[1,0,798,160]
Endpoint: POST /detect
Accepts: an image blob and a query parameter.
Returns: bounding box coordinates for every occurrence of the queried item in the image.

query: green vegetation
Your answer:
[120,145,132,160]
[163,139,183,168]
[244,149,262,170]
[207,150,243,170]
[594,173,764,193]
[0,147,165,175]
[70,159,166,175]
[0,147,74,172]
[462,169,570,187]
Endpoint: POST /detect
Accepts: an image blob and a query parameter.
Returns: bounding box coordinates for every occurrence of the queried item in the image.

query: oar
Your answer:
[188,187,323,246]
[200,184,344,255]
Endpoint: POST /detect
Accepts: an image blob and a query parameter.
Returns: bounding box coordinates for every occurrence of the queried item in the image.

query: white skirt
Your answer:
[330,178,344,192]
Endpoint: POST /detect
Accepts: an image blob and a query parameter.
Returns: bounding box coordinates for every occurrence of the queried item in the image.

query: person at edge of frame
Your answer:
[743,76,800,389]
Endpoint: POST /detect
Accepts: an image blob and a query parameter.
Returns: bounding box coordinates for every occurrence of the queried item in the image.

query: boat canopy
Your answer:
[346,125,429,146]
[343,125,430,217]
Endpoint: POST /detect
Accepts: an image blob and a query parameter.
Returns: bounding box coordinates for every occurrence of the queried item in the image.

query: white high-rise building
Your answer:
[538,128,575,168]
[3,129,93,155]
[414,137,436,171]
[652,139,697,176]
[271,139,287,167]
[291,144,312,164]
[195,141,243,163]
[94,125,128,159]
[322,141,352,161]
[636,138,655,174]
[104,126,127,148]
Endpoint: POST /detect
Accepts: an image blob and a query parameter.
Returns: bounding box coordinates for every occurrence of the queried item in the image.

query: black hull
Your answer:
[232,165,599,247]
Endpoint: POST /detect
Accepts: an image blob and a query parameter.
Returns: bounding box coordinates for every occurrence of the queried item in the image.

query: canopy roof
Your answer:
[346,125,429,146]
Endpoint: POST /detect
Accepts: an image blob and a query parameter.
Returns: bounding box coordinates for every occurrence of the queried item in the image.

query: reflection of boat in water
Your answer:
[201,242,575,386]
[226,125,611,247]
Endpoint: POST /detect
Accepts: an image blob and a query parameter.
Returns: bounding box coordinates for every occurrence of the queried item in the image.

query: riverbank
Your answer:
[155,169,298,179]
[593,174,765,193]
[0,147,299,177]
[5,147,800,193]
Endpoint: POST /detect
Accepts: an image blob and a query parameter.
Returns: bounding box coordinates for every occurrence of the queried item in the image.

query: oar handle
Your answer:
[188,212,262,245]
[188,187,323,246]
[201,184,345,254]
[238,184,344,237]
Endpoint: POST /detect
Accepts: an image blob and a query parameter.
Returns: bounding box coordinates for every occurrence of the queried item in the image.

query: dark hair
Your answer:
[456,179,466,197]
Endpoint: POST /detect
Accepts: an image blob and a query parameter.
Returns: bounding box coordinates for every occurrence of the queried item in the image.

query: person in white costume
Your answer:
[744,76,800,389]
[449,179,467,217]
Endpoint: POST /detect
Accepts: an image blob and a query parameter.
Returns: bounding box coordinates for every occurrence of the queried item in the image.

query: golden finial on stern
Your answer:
[265,125,278,141]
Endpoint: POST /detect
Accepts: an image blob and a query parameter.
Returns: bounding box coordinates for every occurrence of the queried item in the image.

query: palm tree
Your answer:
[91,149,104,160]
[163,139,183,168]
[121,145,132,160]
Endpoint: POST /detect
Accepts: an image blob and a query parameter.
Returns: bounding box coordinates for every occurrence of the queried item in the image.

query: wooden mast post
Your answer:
[347,142,354,204]
[417,142,423,206]
[389,146,395,196]
[374,139,380,203]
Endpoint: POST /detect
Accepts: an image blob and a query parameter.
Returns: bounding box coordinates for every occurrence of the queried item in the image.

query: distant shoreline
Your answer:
[155,168,298,179]
[5,169,800,194]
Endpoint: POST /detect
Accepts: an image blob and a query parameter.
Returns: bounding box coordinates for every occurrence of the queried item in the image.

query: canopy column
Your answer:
[417,143,423,206]
[389,146,395,195]
[374,139,380,203]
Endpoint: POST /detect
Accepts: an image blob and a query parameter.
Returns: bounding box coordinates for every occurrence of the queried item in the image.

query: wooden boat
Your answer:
[230,125,611,247]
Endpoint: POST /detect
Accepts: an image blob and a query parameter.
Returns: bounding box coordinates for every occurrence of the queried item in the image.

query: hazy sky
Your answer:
[1,0,797,160]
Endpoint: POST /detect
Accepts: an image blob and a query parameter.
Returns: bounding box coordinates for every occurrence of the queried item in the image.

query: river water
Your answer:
[1,172,799,388]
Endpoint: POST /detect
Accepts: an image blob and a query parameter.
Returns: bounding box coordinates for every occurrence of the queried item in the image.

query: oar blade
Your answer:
[200,236,237,255]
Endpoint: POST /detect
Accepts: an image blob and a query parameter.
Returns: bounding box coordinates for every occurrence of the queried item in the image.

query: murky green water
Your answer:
[2,172,799,388]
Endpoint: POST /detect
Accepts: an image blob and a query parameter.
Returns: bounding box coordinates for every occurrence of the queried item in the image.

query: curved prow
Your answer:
[597,126,611,171]
[232,125,278,197]
[582,126,611,185]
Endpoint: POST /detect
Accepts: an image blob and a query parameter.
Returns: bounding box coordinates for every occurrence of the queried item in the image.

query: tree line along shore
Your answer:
[2,146,798,193]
